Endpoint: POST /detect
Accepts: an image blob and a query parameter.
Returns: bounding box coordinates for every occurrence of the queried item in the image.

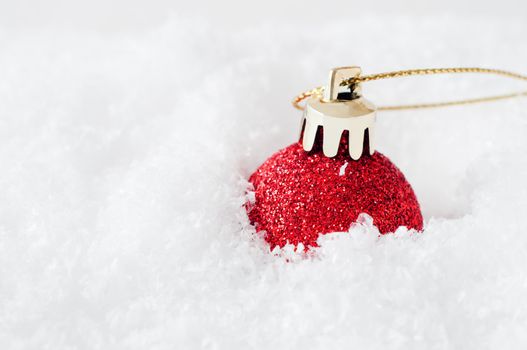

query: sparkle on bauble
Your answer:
[247,129,423,249]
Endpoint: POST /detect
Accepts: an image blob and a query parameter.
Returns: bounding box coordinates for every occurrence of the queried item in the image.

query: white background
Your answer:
[1,0,526,32]
[1,1,527,349]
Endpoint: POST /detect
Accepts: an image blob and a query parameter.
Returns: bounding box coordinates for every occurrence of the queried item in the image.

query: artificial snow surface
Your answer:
[1,7,527,350]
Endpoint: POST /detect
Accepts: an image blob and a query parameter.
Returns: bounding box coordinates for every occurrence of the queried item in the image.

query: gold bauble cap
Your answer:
[301,67,376,160]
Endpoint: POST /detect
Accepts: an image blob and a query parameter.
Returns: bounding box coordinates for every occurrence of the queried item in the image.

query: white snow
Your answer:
[1,2,527,349]
[339,161,348,176]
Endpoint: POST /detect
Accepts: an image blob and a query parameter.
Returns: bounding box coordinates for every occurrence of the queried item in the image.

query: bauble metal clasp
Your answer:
[301,66,376,160]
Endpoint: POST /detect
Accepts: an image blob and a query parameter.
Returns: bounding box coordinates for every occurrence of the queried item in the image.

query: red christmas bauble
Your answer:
[247,134,423,249]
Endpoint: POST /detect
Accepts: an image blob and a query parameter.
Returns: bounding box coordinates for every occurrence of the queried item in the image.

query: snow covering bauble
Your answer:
[248,132,423,248]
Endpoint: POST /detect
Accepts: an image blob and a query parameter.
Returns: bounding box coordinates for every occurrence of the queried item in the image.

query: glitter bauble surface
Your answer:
[247,139,423,249]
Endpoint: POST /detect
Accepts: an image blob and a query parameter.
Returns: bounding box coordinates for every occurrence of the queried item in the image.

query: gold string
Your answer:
[292,67,527,111]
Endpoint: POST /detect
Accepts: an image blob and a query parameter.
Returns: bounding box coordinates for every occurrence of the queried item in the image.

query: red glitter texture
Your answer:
[247,131,423,249]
